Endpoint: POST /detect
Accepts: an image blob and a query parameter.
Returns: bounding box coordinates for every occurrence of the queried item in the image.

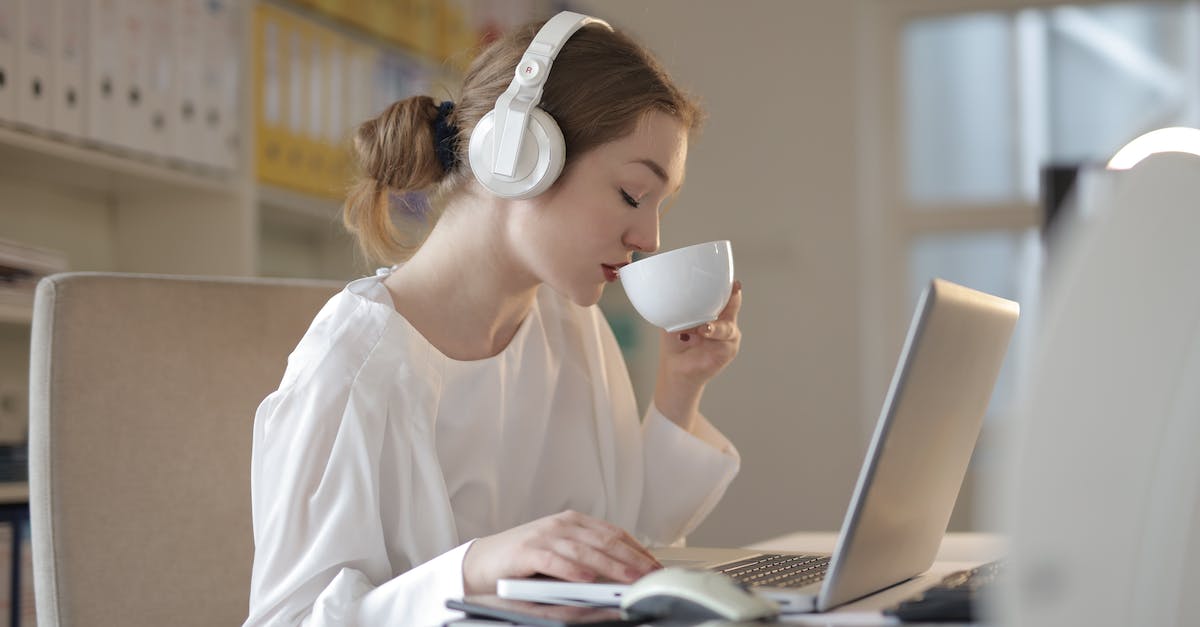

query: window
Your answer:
[864,0,1200,426]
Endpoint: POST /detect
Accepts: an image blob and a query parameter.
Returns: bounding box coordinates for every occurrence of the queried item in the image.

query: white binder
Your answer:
[200,0,237,170]
[0,0,18,123]
[172,0,205,165]
[16,0,53,131]
[142,0,173,158]
[214,1,240,170]
[115,0,150,154]
[85,0,121,148]
[51,0,86,138]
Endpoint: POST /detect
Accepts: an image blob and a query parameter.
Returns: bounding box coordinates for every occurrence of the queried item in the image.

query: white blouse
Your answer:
[245,271,740,626]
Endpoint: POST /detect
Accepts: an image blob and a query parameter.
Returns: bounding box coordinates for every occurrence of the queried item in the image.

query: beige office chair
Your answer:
[28,272,343,627]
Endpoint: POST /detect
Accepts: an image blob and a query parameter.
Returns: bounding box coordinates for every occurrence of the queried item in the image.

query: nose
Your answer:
[624,209,660,254]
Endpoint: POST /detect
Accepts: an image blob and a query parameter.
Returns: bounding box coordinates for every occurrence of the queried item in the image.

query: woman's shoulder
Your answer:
[278,273,410,389]
[256,273,440,441]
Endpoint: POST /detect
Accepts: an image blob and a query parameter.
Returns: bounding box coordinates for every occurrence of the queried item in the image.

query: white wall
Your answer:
[576,1,871,546]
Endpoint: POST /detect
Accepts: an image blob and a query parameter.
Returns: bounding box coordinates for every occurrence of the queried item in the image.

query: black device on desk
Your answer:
[447,596,643,627]
[885,560,1002,622]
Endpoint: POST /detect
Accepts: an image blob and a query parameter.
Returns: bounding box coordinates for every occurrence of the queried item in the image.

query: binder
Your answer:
[51,0,86,138]
[142,0,173,158]
[212,0,240,170]
[254,3,289,186]
[115,0,150,154]
[0,0,20,123]
[199,0,238,170]
[344,39,377,177]
[16,0,54,131]
[399,51,430,101]
[322,28,348,197]
[348,40,377,125]
[18,521,33,626]
[283,9,309,190]
[371,52,397,123]
[301,18,328,196]
[85,0,121,148]
[172,0,205,165]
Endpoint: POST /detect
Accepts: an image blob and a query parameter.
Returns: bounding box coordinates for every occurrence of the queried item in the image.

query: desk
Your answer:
[455,533,1002,627]
[743,531,1004,625]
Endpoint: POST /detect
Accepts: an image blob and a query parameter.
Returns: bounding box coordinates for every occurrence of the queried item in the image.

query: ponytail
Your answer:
[343,96,459,265]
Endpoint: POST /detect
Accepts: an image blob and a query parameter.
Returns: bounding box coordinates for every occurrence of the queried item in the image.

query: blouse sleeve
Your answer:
[588,307,740,546]
[245,344,467,627]
[637,404,741,545]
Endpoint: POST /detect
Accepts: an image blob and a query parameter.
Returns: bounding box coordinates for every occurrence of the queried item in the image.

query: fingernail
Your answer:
[680,333,690,342]
[703,323,714,335]
[626,567,643,581]
[734,280,742,293]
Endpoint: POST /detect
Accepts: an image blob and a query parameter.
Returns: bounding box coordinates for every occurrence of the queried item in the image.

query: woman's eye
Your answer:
[620,189,641,208]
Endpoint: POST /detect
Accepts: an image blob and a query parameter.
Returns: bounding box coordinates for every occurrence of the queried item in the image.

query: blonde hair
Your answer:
[343,18,704,265]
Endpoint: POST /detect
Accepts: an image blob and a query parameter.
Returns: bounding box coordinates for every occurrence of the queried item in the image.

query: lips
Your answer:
[601,262,629,282]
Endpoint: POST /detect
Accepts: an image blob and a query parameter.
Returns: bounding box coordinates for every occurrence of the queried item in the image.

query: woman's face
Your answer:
[508,111,688,307]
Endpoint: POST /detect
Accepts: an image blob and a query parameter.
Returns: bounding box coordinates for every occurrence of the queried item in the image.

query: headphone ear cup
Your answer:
[468,108,566,199]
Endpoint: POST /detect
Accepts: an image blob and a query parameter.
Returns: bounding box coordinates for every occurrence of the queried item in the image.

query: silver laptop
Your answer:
[498,279,1019,613]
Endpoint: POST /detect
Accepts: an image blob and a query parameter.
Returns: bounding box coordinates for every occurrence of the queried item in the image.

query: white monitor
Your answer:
[998,152,1200,626]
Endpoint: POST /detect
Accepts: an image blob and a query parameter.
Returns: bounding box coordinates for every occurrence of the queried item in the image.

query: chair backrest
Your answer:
[29,272,343,627]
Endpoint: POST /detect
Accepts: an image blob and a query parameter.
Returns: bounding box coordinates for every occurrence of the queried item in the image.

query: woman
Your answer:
[246,12,744,626]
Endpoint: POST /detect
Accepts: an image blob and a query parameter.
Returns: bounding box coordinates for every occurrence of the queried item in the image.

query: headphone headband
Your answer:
[489,12,613,178]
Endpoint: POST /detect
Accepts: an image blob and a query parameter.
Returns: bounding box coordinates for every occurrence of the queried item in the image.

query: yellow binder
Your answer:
[314,23,348,199]
[253,3,290,188]
[324,30,356,199]
[281,9,311,193]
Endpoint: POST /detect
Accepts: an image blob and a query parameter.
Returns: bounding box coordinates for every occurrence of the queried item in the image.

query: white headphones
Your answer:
[468,11,613,199]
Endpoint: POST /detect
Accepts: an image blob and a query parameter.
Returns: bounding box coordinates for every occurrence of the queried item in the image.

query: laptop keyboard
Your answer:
[716,553,831,589]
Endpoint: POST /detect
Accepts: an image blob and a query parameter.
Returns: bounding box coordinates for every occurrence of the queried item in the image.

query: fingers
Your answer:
[535,512,659,584]
[529,548,599,583]
[467,512,664,593]
[695,320,738,342]
[567,519,661,574]
[717,280,743,322]
[551,538,643,583]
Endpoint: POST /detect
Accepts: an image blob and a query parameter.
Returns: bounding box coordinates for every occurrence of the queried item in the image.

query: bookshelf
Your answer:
[0,306,32,328]
[0,126,235,197]
[0,486,27,507]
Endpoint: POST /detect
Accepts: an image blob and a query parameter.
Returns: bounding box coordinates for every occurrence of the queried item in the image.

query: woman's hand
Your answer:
[654,281,743,429]
[461,510,662,595]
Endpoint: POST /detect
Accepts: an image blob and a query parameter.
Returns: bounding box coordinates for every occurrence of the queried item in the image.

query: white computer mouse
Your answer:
[619,567,780,622]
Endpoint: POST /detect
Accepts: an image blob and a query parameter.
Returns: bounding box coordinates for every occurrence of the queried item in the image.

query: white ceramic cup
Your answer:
[618,240,734,332]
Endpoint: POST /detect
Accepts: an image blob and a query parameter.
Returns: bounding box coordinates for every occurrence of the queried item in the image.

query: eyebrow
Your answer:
[629,158,682,193]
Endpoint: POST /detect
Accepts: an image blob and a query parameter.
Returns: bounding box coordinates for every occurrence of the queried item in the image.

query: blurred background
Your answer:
[1,0,1197,582]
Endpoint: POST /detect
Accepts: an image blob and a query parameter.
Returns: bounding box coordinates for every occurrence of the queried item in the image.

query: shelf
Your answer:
[0,303,32,326]
[258,183,344,228]
[0,483,27,506]
[0,124,236,198]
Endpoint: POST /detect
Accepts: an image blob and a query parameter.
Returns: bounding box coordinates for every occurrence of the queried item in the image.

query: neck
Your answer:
[383,192,538,360]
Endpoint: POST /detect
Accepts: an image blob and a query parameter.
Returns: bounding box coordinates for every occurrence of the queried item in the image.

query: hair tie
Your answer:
[433,101,459,173]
